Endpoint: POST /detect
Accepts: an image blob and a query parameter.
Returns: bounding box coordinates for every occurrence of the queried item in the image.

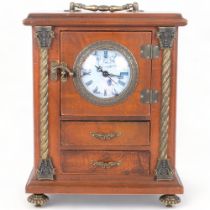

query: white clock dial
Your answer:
[80,49,131,99]
[73,41,138,106]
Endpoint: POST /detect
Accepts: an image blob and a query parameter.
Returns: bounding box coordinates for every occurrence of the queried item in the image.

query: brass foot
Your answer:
[27,194,49,207]
[159,194,181,207]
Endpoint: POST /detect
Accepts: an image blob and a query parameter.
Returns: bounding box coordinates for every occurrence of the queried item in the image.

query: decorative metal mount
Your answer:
[68,2,139,12]
[92,161,121,169]
[35,26,55,180]
[140,89,159,104]
[141,45,160,59]
[155,27,176,181]
[50,61,74,83]
[155,159,174,180]
[28,194,49,207]
[159,194,181,207]
[91,132,121,140]
[37,158,55,180]
[35,26,54,48]
[157,27,176,49]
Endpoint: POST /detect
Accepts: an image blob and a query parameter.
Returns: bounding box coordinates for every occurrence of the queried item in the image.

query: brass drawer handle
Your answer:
[91,132,121,140]
[92,161,121,169]
[68,2,139,12]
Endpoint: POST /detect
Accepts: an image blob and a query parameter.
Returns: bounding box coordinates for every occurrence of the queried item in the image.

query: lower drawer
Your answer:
[61,150,150,175]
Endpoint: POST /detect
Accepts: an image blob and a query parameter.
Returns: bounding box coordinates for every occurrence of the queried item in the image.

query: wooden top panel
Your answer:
[23,12,187,27]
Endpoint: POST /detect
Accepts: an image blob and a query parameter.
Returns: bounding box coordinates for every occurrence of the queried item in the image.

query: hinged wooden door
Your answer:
[60,31,152,117]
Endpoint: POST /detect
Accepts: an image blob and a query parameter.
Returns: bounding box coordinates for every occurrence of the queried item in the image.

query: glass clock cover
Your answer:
[73,41,138,105]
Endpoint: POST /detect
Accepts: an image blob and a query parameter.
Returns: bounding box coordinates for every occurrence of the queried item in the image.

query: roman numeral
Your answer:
[112,88,119,96]
[85,80,93,86]
[104,50,108,58]
[118,80,126,86]
[104,89,107,96]
[81,69,91,77]
[93,86,100,94]
[120,72,129,79]
[107,79,112,86]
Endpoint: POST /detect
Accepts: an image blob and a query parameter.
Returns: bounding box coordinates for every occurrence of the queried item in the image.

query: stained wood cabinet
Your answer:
[23,2,187,207]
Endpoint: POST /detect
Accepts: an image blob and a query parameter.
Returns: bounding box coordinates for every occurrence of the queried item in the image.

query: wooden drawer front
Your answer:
[61,122,150,149]
[61,151,150,175]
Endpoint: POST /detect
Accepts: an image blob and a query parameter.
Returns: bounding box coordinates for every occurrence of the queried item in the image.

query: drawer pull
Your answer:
[92,161,121,169]
[91,132,121,140]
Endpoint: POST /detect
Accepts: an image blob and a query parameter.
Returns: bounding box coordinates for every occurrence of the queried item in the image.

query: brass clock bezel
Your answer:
[73,40,139,106]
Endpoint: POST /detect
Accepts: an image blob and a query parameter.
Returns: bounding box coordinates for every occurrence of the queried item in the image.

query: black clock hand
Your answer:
[95,65,118,84]
[95,65,103,72]
[108,73,122,78]
[107,76,117,84]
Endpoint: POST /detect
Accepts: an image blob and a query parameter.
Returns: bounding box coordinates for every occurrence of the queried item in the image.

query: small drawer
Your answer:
[61,150,150,175]
[61,121,150,149]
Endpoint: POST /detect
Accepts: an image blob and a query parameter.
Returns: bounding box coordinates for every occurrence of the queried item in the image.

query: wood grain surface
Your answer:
[61,121,150,149]
[61,150,150,175]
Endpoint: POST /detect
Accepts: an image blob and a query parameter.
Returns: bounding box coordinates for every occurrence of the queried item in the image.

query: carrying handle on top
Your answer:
[68,2,139,12]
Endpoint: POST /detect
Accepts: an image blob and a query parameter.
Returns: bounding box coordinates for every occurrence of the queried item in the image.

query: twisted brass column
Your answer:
[160,48,171,160]
[155,27,176,180]
[35,26,55,180]
[40,48,49,160]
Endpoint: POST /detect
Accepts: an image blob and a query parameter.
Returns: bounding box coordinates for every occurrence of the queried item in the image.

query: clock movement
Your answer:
[23,2,187,207]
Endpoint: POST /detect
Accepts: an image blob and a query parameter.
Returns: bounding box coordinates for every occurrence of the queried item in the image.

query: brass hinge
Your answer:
[140,89,159,104]
[140,45,160,59]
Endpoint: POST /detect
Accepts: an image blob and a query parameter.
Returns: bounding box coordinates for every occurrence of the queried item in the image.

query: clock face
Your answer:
[73,41,138,105]
[81,50,131,99]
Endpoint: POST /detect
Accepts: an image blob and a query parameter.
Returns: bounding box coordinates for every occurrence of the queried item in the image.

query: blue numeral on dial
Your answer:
[85,80,93,86]
[93,86,100,94]
[120,72,129,79]
[107,79,112,86]
[104,50,108,58]
[118,80,126,86]
[112,88,119,96]
[104,89,107,96]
